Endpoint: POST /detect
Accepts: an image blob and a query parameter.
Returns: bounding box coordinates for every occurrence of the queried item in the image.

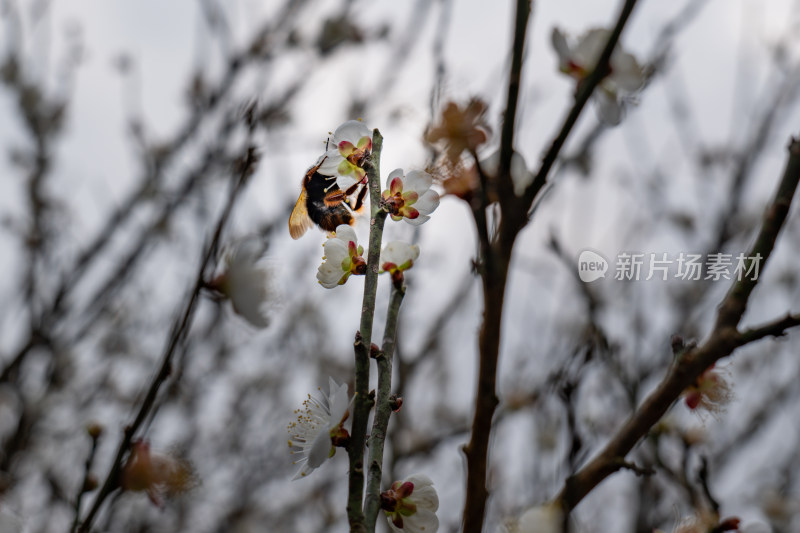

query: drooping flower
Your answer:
[480,149,533,197]
[206,238,273,328]
[316,225,367,288]
[683,364,733,415]
[317,120,373,190]
[426,99,490,162]
[120,440,196,508]
[381,474,439,533]
[288,378,352,480]
[551,27,645,125]
[382,169,440,225]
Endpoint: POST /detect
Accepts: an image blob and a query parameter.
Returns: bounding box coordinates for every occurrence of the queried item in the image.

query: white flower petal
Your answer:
[393,508,439,533]
[327,380,351,425]
[550,27,571,65]
[220,239,272,328]
[386,168,405,189]
[316,149,343,176]
[381,242,420,268]
[333,120,372,144]
[404,474,438,511]
[405,214,430,226]
[594,89,623,126]
[403,170,433,193]
[517,504,563,533]
[336,174,360,191]
[316,262,345,288]
[574,28,610,67]
[334,224,357,246]
[414,189,440,216]
[610,51,644,91]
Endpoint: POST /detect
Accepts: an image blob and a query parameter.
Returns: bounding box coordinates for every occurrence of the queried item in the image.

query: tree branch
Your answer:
[559,135,800,512]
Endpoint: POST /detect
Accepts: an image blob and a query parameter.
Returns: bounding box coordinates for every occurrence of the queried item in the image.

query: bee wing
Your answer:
[289,189,314,239]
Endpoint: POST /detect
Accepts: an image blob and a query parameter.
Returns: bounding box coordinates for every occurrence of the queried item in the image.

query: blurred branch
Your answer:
[559,135,800,512]
[75,140,259,533]
[463,1,641,531]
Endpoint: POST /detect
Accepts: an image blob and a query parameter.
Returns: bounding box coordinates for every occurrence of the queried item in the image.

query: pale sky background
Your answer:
[2,0,800,531]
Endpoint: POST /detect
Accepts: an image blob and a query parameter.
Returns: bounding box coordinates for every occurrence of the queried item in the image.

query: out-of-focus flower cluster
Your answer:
[551,26,645,125]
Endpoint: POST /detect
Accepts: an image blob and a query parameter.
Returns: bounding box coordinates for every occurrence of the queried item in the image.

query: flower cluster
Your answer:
[381,474,439,533]
[287,378,352,479]
[551,27,644,125]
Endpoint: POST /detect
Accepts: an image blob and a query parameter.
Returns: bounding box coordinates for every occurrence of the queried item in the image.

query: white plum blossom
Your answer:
[380,241,420,275]
[551,27,644,125]
[287,378,352,480]
[381,474,439,533]
[382,169,440,225]
[481,149,533,197]
[208,239,273,328]
[317,120,373,190]
[316,225,366,289]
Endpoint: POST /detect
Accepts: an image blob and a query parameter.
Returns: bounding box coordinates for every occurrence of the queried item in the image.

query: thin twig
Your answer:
[364,285,406,530]
[559,136,800,512]
[75,144,258,533]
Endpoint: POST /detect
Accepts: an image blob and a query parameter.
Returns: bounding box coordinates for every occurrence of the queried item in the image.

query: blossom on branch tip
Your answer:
[551,27,644,125]
[317,120,373,190]
[381,474,439,533]
[382,169,440,224]
[287,378,352,480]
[120,440,196,508]
[316,225,367,288]
[683,364,733,415]
[206,239,273,328]
[380,241,420,287]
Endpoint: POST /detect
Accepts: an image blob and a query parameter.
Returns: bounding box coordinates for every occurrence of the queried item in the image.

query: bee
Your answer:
[289,158,368,239]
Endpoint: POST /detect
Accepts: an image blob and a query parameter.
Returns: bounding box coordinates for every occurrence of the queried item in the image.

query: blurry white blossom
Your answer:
[382,169,440,225]
[381,474,439,533]
[551,27,644,125]
[287,378,351,480]
[207,239,273,328]
[316,225,366,288]
[317,120,373,189]
[506,503,563,533]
